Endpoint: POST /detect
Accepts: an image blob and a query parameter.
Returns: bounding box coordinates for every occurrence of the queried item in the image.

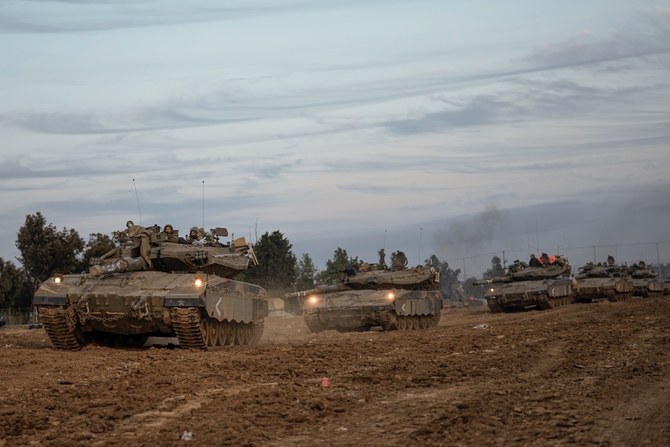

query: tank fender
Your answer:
[33,295,67,306]
[202,279,269,323]
[163,291,206,307]
[394,293,441,316]
[547,281,572,298]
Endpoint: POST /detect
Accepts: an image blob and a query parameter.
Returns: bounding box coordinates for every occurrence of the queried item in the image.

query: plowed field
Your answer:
[1,298,669,446]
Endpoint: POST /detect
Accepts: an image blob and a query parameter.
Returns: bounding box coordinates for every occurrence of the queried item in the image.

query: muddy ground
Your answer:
[1,298,669,446]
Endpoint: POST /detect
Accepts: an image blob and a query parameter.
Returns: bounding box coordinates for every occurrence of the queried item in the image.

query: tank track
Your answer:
[170,307,264,349]
[304,314,328,333]
[536,294,574,310]
[38,306,86,351]
[608,291,632,302]
[487,298,502,313]
[395,313,440,331]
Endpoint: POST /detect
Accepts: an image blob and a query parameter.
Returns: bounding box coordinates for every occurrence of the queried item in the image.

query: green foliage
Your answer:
[80,233,116,271]
[294,253,317,290]
[0,258,33,308]
[317,247,358,284]
[242,230,297,292]
[15,212,85,288]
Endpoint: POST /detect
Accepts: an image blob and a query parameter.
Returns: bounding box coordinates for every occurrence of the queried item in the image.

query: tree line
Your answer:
[1,212,492,310]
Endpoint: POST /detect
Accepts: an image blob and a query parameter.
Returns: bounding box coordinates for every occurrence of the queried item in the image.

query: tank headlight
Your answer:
[490,288,495,293]
[54,274,63,284]
[307,295,319,305]
[194,275,204,287]
[386,292,395,300]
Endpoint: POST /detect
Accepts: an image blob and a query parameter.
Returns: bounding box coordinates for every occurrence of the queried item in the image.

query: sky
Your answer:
[1,0,669,277]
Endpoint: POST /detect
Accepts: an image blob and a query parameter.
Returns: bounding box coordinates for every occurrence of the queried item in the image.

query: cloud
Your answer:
[0,0,393,34]
[523,8,670,69]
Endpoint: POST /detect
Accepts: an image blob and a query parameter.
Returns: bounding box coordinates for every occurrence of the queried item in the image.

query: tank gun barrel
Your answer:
[89,257,146,277]
[472,279,493,286]
[284,283,350,299]
[472,277,511,286]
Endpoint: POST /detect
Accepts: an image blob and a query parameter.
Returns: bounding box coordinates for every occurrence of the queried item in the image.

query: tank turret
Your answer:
[33,224,268,350]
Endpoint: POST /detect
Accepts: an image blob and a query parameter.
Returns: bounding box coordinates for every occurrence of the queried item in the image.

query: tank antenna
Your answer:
[202,180,205,229]
[418,226,423,266]
[132,178,142,225]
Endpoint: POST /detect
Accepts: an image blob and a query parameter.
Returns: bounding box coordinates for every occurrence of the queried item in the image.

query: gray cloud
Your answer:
[383,95,524,134]
[523,8,670,69]
[0,0,398,34]
[383,75,664,136]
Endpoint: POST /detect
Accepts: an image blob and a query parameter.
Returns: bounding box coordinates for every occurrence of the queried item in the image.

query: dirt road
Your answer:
[1,298,669,446]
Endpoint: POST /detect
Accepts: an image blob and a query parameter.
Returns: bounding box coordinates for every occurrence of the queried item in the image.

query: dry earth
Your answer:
[1,298,669,446]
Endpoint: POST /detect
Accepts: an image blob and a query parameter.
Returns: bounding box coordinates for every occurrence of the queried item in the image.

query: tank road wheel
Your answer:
[304,314,328,333]
[205,319,219,346]
[381,315,399,331]
[432,311,442,328]
[219,321,230,346]
[216,321,228,346]
[234,322,251,345]
[610,291,630,302]
[199,317,211,346]
[235,323,247,345]
[244,323,256,345]
[250,321,264,344]
[397,316,407,330]
[487,299,502,313]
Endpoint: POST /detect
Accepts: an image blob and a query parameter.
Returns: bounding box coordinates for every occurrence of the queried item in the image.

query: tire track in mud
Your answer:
[91,383,280,445]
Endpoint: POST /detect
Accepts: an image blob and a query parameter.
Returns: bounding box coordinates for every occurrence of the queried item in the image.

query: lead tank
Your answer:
[33,225,268,350]
[473,258,574,313]
[629,261,663,298]
[284,252,442,333]
[573,256,633,303]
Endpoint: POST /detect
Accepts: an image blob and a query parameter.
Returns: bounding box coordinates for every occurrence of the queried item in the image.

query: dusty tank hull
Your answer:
[301,289,443,332]
[632,278,664,298]
[573,277,634,302]
[484,278,574,313]
[33,271,268,350]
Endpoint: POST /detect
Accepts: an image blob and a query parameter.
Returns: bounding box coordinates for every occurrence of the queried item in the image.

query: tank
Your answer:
[573,256,633,303]
[33,225,268,350]
[629,261,663,298]
[284,253,442,333]
[473,257,574,313]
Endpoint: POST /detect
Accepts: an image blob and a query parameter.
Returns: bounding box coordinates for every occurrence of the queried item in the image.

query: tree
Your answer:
[242,230,297,292]
[0,258,33,309]
[425,254,463,300]
[317,247,358,284]
[484,256,504,279]
[294,253,318,291]
[463,276,485,300]
[15,212,85,289]
[79,233,116,272]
